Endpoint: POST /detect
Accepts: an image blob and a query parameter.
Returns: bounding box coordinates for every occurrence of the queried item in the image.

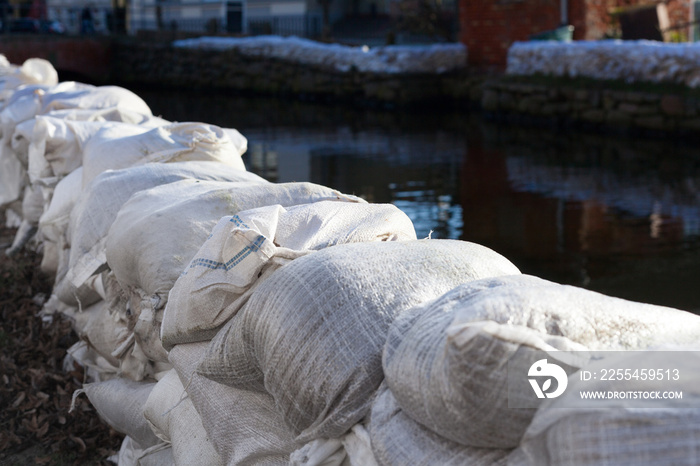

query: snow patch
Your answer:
[507,40,700,87]
[173,35,467,74]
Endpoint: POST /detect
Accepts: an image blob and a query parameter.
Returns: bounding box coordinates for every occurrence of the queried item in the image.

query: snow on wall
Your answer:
[507,40,700,88]
[172,35,467,74]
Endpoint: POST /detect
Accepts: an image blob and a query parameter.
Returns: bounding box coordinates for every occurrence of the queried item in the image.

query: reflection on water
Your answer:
[138,89,700,312]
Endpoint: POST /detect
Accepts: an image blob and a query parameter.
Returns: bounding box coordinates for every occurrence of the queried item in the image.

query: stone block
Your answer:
[635,115,668,130]
[482,89,500,111]
[678,118,700,131]
[498,91,516,110]
[660,95,685,116]
[581,109,606,123]
[618,102,658,116]
[606,110,632,126]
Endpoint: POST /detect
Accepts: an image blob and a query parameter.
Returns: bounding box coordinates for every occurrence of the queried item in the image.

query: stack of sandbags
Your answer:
[161,201,422,464]
[162,200,418,348]
[55,163,265,308]
[195,239,520,463]
[104,181,364,367]
[80,122,247,187]
[4,53,700,466]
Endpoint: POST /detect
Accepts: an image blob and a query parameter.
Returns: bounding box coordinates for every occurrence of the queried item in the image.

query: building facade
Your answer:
[460,0,694,68]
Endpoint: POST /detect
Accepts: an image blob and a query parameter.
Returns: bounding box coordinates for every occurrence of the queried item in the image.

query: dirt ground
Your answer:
[0,216,123,465]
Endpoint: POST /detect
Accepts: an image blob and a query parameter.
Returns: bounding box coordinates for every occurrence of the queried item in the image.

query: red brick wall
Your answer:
[460,1,562,68]
[461,0,691,68]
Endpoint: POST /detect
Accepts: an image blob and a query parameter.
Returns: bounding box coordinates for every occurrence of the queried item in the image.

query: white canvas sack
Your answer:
[113,436,174,466]
[162,201,416,349]
[290,424,378,466]
[58,163,266,307]
[512,351,700,465]
[39,84,152,116]
[382,274,700,449]
[0,58,57,94]
[106,180,360,363]
[81,122,247,186]
[25,116,161,185]
[369,386,510,466]
[73,377,162,448]
[169,342,300,465]
[143,369,223,466]
[197,239,520,442]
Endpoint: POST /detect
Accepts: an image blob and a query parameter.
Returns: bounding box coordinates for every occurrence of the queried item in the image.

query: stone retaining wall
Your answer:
[481,80,700,134]
[111,41,483,107]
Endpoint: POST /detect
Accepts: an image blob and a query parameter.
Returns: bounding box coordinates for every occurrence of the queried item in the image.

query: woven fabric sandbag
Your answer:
[197,239,521,442]
[106,180,362,363]
[24,115,166,186]
[382,274,700,449]
[39,84,152,117]
[290,424,378,466]
[169,342,300,465]
[0,84,51,207]
[114,436,174,466]
[143,369,223,466]
[74,377,163,449]
[369,386,510,466]
[41,107,168,126]
[0,58,57,98]
[81,122,247,187]
[512,351,700,466]
[162,201,416,350]
[38,167,83,275]
[69,298,127,368]
[56,162,266,308]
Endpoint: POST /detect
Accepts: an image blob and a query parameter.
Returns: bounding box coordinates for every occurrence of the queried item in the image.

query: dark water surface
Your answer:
[138,89,700,312]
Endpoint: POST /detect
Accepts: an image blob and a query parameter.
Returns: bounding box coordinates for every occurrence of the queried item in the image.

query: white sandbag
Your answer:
[162,201,416,350]
[44,107,168,126]
[382,274,700,449]
[513,351,700,466]
[21,182,44,225]
[39,84,152,116]
[81,122,247,186]
[4,203,21,227]
[113,436,174,466]
[369,386,510,466]
[38,168,82,275]
[26,117,150,184]
[290,425,378,466]
[75,377,161,447]
[0,143,24,206]
[39,167,83,243]
[58,162,266,308]
[0,58,57,91]
[169,342,299,465]
[0,82,93,206]
[143,369,222,466]
[106,180,361,363]
[198,239,520,442]
[5,183,43,255]
[64,340,118,383]
[102,271,174,382]
[69,298,129,368]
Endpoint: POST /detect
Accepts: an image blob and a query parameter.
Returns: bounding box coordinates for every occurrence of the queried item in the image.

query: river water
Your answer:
[138,89,700,313]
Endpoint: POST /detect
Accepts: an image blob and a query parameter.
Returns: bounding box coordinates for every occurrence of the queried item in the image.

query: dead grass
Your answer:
[0,213,123,465]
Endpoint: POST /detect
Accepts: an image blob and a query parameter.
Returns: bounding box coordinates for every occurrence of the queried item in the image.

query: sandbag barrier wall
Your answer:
[109,41,483,108]
[4,55,700,466]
